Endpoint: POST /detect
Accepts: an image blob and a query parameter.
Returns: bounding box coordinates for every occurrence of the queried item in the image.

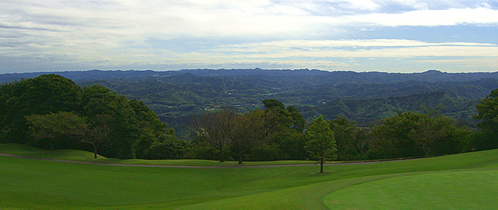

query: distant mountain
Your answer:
[1,69,497,84]
[0,70,180,83]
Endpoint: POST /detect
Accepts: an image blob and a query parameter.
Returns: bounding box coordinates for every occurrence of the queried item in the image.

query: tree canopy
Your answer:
[473,89,498,150]
[0,75,175,159]
[305,115,337,173]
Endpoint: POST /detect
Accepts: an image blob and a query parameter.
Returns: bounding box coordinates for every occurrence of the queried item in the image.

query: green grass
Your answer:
[0,143,497,208]
[324,169,498,209]
[0,143,318,166]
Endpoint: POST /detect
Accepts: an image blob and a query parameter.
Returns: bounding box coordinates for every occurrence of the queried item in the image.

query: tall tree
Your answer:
[305,115,337,173]
[329,117,370,160]
[192,108,236,162]
[81,114,110,158]
[263,99,293,129]
[82,85,139,159]
[0,75,82,144]
[473,89,498,150]
[129,99,170,159]
[230,109,267,164]
[257,99,307,160]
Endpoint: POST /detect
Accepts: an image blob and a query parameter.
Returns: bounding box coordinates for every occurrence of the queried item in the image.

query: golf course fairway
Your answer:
[0,143,497,208]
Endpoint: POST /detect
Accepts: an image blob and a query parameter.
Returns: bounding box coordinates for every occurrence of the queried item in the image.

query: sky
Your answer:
[1,0,497,74]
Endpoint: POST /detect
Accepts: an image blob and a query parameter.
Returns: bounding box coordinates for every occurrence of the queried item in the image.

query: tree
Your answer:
[370,111,424,158]
[129,99,171,159]
[25,111,87,151]
[257,99,307,160]
[192,108,236,162]
[0,75,82,144]
[305,115,337,173]
[262,99,293,129]
[82,85,139,159]
[473,89,498,150]
[370,111,463,159]
[21,74,82,114]
[146,134,188,159]
[81,114,110,158]
[286,106,306,131]
[230,109,267,164]
[329,117,370,160]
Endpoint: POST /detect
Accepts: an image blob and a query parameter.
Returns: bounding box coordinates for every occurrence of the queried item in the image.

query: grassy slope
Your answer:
[0,143,497,208]
[0,143,317,166]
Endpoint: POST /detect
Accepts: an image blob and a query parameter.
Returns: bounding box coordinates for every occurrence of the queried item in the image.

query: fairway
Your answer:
[324,169,498,209]
[0,144,497,208]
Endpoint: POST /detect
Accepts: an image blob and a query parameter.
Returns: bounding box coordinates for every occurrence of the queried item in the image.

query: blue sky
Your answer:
[1,0,497,73]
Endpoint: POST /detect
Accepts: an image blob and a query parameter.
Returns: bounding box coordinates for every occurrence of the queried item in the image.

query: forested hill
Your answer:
[1,69,496,137]
[298,91,478,127]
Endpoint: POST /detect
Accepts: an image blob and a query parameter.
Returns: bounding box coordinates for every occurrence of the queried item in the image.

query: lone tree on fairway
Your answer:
[305,115,337,173]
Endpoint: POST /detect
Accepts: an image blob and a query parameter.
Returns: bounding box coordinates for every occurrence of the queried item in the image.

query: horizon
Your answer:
[1,1,497,74]
[1,68,497,76]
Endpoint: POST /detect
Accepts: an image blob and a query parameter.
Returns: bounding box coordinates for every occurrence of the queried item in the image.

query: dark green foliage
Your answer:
[1,75,173,160]
[145,134,188,159]
[25,111,87,151]
[129,99,171,159]
[328,117,370,160]
[472,89,498,150]
[230,110,267,164]
[82,85,139,159]
[0,75,82,143]
[370,111,465,159]
[301,91,479,127]
[22,74,82,114]
[287,106,306,131]
[247,99,308,160]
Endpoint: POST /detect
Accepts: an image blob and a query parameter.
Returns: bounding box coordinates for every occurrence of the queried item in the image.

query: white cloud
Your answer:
[217,39,497,55]
[349,7,498,26]
[1,0,498,73]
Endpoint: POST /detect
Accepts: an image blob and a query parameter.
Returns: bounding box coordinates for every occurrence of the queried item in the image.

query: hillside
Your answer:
[1,69,496,136]
[299,91,479,126]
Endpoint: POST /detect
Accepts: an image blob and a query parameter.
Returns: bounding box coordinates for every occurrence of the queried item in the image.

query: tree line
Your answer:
[1,75,496,164]
[0,74,176,159]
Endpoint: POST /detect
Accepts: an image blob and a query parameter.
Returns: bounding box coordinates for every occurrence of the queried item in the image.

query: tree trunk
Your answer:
[92,143,98,159]
[320,157,324,173]
[238,152,243,164]
[219,148,224,163]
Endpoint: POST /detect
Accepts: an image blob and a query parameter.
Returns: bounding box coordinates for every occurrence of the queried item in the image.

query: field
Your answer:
[1,143,497,208]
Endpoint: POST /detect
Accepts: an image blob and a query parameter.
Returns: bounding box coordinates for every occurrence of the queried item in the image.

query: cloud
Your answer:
[349,7,498,26]
[1,0,497,73]
[216,39,498,57]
